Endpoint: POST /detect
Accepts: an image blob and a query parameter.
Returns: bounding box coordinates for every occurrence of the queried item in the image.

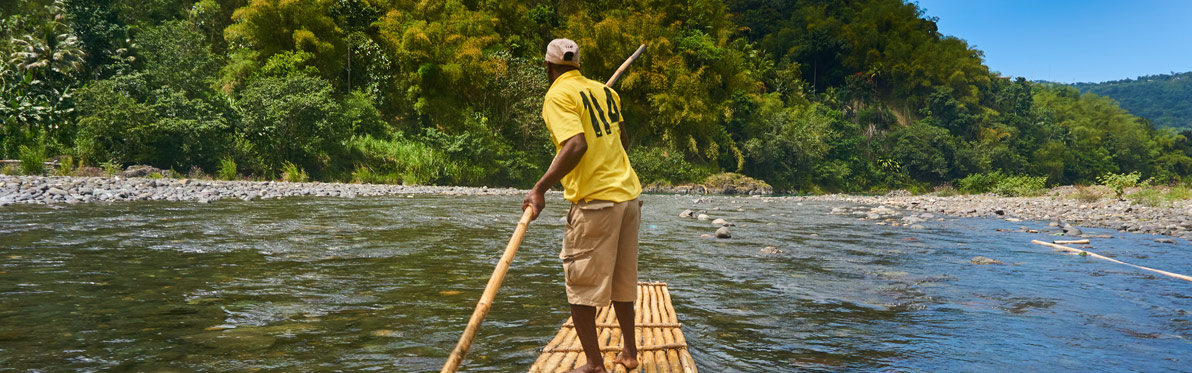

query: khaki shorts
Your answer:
[561,198,642,307]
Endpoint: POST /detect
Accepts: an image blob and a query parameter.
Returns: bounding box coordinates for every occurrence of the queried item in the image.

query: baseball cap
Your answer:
[544,38,580,67]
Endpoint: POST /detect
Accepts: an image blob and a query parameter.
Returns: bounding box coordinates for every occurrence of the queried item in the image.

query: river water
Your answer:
[1,194,1189,371]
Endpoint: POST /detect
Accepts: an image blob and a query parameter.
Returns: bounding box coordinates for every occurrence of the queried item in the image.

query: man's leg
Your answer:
[612,301,639,369]
[569,304,606,373]
[611,199,641,369]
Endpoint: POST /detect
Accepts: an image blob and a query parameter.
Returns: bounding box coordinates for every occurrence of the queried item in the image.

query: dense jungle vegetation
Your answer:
[4,0,1192,192]
[1072,72,1192,130]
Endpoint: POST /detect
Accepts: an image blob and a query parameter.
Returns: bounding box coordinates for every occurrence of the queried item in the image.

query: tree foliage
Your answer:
[3,0,1191,190]
[1072,72,1192,130]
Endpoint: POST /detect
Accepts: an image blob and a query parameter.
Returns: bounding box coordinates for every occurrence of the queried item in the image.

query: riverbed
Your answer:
[1,193,1189,371]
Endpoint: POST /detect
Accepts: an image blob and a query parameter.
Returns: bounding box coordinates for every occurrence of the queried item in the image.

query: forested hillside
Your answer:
[4,0,1191,192]
[1072,72,1192,130]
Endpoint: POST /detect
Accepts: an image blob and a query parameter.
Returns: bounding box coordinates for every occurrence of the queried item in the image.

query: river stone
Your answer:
[901,216,924,224]
[885,189,911,197]
[47,187,68,196]
[679,209,694,218]
[1154,238,1177,244]
[865,212,881,220]
[697,214,710,221]
[123,165,162,178]
[760,246,782,254]
[1063,225,1083,237]
[712,218,732,226]
[715,227,731,238]
[970,256,1003,265]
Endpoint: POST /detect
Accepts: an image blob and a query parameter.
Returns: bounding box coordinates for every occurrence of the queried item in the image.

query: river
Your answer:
[1,194,1189,371]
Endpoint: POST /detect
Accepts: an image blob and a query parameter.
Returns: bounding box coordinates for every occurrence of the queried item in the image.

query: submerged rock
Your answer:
[760,246,782,254]
[182,328,276,350]
[970,256,1004,265]
[697,214,710,221]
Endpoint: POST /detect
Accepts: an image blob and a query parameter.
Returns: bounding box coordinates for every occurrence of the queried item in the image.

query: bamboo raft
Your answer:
[529,282,697,373]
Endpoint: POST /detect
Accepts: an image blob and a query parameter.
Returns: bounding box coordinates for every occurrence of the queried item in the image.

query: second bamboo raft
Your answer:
[529,282,697,373]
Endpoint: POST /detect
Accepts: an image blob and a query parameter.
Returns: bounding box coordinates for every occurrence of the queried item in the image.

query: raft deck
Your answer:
[529,282,697,373]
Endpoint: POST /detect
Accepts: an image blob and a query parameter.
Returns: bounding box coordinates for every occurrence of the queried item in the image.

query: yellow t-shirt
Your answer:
[541,70,642,203]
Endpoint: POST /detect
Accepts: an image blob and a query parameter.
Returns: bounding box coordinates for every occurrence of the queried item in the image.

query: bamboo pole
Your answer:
[1031,240,1192,282]
[442,208,536,373]
[606,44,647,88]
[1053,239,1090,245]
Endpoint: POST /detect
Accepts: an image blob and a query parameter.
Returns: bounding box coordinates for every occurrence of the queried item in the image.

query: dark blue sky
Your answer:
[914,0,1192,83]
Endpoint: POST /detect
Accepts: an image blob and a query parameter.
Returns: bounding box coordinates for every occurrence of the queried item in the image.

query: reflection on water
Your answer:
[1,194,1189,371]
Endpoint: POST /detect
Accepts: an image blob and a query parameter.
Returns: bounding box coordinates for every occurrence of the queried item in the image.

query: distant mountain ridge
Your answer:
[1069,72,1192,129]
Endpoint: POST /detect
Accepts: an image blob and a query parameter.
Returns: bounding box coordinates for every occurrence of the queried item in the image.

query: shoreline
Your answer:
[801,192,1192,241]
[0,175,522,205]
[5,175,1190,241]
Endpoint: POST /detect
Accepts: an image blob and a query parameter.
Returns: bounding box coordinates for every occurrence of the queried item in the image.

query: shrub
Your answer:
[630,146,713,185]
[957,171,1005,194]
[1,164,17,175]
[1070,185,1104,203]
[54,156,76,176]
[703,172,773,194]
[281,161,309,182]
[73,74,232,171]
[100,161,122,177]
[351,134,455,185]
[188,166,207,179]
[148,172,164,179]
[934,183,957,197]
[351,165,397,184]
[1127,186,1192,207]
[18,144,46,175]
[217,157,237,180]
[990,175,1047,197]
[238,74,347,174]
[1098,172,1141,199]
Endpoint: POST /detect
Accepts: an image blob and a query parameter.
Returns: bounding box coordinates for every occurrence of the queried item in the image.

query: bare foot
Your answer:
[614,350,639,371]
[566,363,607,373]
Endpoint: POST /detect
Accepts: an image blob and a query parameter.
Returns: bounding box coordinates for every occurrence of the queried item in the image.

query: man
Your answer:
[522,38,642,373]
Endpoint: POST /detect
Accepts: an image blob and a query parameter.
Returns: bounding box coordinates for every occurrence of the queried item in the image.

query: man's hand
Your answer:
[524,134,587,222]
[522,190,545,221]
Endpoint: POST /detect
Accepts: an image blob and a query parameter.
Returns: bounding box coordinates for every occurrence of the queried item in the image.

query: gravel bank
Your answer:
[805,192,1192,240]
[7,175,1189,240]
[0,175,522,206]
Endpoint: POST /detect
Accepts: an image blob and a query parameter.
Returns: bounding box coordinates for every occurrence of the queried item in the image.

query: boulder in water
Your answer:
[697,214,710,221]
[715,227,731,238]
[679,209,694,218]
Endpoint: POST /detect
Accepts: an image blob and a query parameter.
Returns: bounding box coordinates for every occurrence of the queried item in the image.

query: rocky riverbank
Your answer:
[0,175,521,206]
[805,190,1192,240]
[7,175,1192,241]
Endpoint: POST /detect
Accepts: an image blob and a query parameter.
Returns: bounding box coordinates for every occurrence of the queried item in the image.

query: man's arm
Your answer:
[619,122,629,152]
[522,133,587,220]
